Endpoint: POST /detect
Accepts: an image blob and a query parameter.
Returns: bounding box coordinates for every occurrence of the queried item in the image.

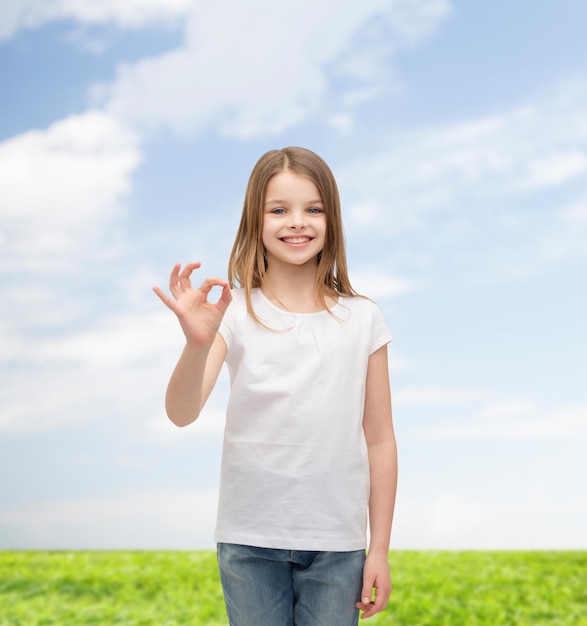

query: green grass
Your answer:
[0,551,585,625]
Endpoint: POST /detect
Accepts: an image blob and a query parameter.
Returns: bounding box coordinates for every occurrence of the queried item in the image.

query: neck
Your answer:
[262,261,324,313]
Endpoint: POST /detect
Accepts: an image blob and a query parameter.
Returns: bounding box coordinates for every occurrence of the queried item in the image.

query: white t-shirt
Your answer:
[214,287,392,551]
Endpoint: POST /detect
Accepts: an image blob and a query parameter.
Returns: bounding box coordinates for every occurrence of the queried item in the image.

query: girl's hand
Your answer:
[153,262,232,348]
[355,552,392,619]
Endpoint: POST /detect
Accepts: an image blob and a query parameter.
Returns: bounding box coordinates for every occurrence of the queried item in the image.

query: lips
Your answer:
[281,237,312,244]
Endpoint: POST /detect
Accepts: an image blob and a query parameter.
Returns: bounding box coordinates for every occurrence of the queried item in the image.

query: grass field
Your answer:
[0,551,585,625]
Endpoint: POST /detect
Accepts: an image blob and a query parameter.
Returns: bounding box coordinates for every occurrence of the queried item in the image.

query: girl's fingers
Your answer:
[169,263,181,281]
[160,264,230,308]
[178,261,202,282]
[356,586,390,619]
[218,282,233,313]
[152,286,175,310]
[170,262,202,296]
[168,263,182,296]
[198,277,229,294]
[197,279,232,313]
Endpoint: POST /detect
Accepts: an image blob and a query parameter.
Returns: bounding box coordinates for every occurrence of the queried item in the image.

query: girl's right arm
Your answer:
[153,262,232,427]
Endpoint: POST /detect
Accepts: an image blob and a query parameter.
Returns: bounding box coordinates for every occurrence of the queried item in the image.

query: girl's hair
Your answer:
[228,146,359,322]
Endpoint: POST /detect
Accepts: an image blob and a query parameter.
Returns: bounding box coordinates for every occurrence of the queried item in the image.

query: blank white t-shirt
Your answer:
[215,288,392,551]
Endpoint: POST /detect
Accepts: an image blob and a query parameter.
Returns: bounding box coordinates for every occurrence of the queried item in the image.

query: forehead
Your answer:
[264,170,321,203]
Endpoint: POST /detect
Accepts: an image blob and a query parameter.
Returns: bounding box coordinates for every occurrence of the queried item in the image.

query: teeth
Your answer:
[283,237,311,243]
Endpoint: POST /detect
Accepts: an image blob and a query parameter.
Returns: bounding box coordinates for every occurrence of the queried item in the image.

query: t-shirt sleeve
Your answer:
[218,289,239,352]
[369,300,392,355]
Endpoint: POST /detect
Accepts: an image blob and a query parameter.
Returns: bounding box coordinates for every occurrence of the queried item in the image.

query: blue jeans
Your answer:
[217,543,365,626]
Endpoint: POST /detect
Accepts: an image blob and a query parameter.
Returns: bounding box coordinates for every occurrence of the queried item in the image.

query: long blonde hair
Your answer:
[228,147,359,322]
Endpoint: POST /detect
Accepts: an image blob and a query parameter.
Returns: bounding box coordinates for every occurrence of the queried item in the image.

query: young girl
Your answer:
[153,147,398,625]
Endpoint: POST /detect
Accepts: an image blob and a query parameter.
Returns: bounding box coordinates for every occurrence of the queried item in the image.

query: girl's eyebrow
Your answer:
[264,198,323,206]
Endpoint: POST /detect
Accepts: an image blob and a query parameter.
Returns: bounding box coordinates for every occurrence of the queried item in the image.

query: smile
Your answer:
[281,237,312,244]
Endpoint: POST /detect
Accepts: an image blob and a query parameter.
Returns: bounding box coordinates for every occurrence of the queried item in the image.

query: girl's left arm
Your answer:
[356,344,398,620]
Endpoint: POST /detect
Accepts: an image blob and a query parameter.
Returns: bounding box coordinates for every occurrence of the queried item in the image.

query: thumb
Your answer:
[360,583,373,606]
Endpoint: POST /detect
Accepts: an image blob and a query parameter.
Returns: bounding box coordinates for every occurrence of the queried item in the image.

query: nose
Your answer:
[288,208,307,229]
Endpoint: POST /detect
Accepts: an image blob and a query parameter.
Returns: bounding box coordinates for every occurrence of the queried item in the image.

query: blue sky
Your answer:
[1,0,586,550]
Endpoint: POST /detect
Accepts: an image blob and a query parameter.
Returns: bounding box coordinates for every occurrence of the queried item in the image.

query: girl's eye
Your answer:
[272,208,286,215]
[307,207,323,214]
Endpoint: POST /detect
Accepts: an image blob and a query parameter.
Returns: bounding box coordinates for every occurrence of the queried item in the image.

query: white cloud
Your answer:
[394,492,494,548]
[350,266,415,299]
[5,486,585,550]
[0,490,219,549]
[33,311,177,368]
[0,0,193,41]
[395,386,490,406]
[394,490,587,549]
[478,401,536,420]
[475,190,587,282]
[0,309,181,437]
[328,113,354,133]
[0,110,141,272]
[544,195,587,264]
[558,195,587,223]
[516,149,587,190]
[384,0,451,43]
[410,402,587,442]
[0,360,161,438]
[337,78,587,286]
[94,0,450,138]
[343,80,587,234]
[0,301,229,441]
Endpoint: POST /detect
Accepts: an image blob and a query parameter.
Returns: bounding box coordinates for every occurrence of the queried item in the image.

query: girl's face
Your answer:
[262,170,326,271]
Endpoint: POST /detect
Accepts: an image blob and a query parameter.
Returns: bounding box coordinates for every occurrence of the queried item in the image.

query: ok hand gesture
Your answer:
[153,262,232,348]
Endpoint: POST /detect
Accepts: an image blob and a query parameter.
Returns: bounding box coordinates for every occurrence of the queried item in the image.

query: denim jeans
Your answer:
[217,543,365,626]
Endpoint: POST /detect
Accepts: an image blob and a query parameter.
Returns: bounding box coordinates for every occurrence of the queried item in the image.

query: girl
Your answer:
[153,147,398,625]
